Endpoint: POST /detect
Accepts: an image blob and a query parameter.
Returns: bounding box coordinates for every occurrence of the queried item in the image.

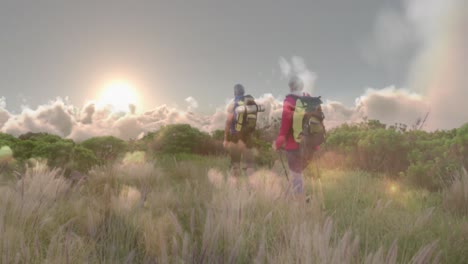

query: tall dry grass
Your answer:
[443,168,468,216]
[0,158,447,263]
[0,162,93,263]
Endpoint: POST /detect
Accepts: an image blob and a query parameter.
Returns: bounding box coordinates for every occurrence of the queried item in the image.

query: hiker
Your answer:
[274,76,325,194]
[223,84,259,176]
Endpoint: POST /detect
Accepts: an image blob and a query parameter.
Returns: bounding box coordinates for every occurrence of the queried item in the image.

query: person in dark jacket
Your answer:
[223,84,254,176]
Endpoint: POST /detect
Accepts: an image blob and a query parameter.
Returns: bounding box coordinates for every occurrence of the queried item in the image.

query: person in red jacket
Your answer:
[274,76,314,194]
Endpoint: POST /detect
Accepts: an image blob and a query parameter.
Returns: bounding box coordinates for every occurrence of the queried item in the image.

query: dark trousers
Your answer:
[286,147,315,194]
[286,147,314,173]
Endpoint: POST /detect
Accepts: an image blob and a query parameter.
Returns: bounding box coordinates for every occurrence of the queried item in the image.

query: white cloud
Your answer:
[355,87,429,126]
[2,98,75,137]
[0,110,9,130]
[80,102,95,124]
[0,97,9,129]
[114,115,144,140]
[185,96,199,112]
[320,86,429,129]
[0,97,6,109]
[363,0,467,130]
[321,100,358,128]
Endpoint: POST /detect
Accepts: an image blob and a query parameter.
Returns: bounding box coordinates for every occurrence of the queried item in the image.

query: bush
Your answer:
[322,121,468,190]
[18,132,63,142]
[356,128,409,175]
[252,130,276,168]
[81,136,127,164]
[211,130,225,141]
[32,140,74,168]
[453,124,468,168]
[324,121,409,175]
[146,124,221,155]
[0,132,19,148]
[3,133,100,174]
[0,146,16,178]
[71,145,99,172]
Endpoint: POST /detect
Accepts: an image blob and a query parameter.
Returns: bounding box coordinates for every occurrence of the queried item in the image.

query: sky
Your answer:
[0,0,466,140]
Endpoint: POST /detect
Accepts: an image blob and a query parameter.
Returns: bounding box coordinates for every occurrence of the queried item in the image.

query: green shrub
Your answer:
[71,145,99,172]
[146,124,221,155]
[0,145,16,178]
[0,132,19,149]
[252,130,276,168]
[81,136,127,164]
[322,121,467,190]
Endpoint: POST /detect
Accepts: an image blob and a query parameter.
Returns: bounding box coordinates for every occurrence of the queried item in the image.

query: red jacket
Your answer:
[275,94,301,150]
[275,93,321,151]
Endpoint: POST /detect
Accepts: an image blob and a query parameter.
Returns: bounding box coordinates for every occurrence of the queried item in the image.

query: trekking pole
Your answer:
[278,150,289,181]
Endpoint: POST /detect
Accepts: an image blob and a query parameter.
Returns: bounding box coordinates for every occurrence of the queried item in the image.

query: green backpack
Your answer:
[291,95,326,148]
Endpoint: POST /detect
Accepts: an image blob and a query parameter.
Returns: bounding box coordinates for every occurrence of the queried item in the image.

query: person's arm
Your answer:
[224,113,233,140]
[275,97,294,149]
[223,102,234,148]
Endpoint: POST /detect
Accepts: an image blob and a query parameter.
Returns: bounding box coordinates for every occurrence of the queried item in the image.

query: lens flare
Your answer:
[389,183,398,193]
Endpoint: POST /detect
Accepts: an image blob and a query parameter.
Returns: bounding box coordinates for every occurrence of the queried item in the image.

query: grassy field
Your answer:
[1,154,467,263]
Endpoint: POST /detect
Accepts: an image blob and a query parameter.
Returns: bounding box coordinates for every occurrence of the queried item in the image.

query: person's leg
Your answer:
[229,134,241,177]
[300,147,315,202]
[241,133,255,176]
[290,171,303,194]
[286,150,304,194]
[243,147,255,176]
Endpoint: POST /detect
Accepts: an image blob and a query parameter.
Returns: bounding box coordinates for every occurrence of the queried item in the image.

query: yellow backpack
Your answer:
[291,95,326,148]
[234,95,259,134]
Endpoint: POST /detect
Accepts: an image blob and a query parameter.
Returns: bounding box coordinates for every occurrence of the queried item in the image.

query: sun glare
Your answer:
[389,183,398,193]
[98,80,139,112]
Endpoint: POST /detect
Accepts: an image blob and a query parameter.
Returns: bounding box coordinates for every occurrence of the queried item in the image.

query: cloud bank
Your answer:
[321,86,429,129]
[0,94,284,141]
[364,0,467,129]
[0,86,437,142]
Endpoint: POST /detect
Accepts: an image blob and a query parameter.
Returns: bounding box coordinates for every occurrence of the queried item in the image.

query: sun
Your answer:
[98,80,139,112]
